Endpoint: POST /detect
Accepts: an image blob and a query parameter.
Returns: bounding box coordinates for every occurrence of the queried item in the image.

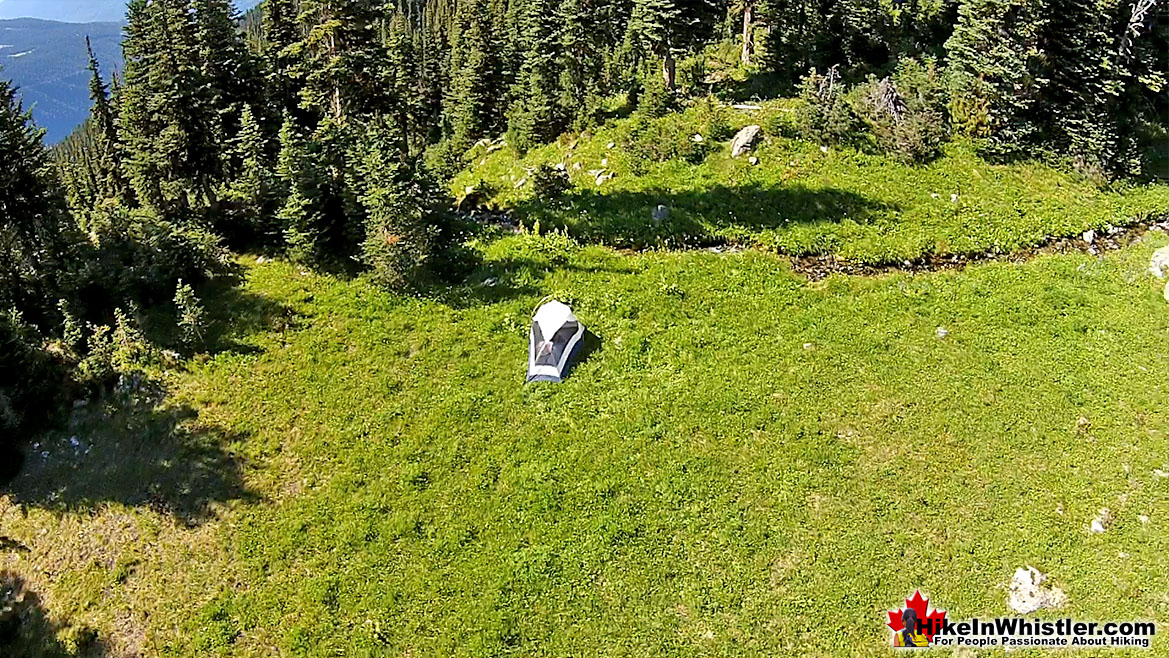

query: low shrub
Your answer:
[794,66,859,145]
[625,115,712,174]
[531,164,572,199]
[852,58,950,163]
[0,310,67,438]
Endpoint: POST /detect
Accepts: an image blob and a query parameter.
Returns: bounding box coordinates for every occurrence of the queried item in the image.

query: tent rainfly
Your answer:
[527,299,585,383]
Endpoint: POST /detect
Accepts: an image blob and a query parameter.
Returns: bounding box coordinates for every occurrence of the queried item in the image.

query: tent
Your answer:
[527,299,585,383]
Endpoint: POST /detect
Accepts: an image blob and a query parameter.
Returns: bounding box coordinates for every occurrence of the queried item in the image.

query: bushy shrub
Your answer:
[794,66,859,145]
[350,125,450,290]
[624,114,713,174]
[531,164,572,199]
[636,63,676,118]
[694,97,735,142]
[74,205,231,318]
[174,283,206,350]
[0,310,66,437]
[853,58,950,163]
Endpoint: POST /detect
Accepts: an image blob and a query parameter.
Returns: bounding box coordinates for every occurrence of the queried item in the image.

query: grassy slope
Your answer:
[452,104,1169,263]
[4,233,1169,656]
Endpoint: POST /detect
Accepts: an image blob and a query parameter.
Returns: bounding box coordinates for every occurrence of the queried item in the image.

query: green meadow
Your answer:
[5,226,1169,656]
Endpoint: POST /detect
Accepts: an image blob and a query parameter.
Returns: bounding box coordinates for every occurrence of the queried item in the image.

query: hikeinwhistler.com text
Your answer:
[915,617,1156,649]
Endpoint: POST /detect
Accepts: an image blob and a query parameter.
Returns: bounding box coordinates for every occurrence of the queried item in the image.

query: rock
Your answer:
[950,193,959,203]
[1008,566,1066,613]
[652,205,670,222]
[730,125,763,158]
[931,193,939,199]
[601,157,609,167]
[936,327,948,339]
[513,178,527,189]
[819,145,829,153]
[1090,508,1112,533]
[595,172,612,186]
[607,141,615,149]
[572,162,582,171]
[1082,229,1096,244]
[1140,514,1150,524]
[1154,248,1169,278]
[691,134,704,143]
[748,156,759,166]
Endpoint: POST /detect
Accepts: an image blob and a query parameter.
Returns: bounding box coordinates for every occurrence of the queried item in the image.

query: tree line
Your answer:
[2,0,1165,443]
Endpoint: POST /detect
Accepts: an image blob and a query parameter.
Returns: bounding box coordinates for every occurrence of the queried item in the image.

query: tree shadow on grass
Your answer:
[1,571,109,657]
[513,182,895,249]
[4,378,259,527]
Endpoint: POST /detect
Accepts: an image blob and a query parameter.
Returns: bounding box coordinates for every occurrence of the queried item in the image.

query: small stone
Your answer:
[931,193,939,199]
[1056,504,1064,516]
[1082,230,1096,244]
[69,437,80,447]
[513,178,527,189]
[936,326,948,339]
[819,145,828,153]
[607,141,615,149]
[730,125,763,158]
[803,342,814,350]
[950,193,959,203]
[651,205,670,223]
[1139,514,1150,524]
[601,157,609,167]
[1076,416,1090,429]
[1090,508,1112,533]
[748,156,759,166]
[1149,246,1169,278]
[1008,566,1066,613]
[691,134,704,143]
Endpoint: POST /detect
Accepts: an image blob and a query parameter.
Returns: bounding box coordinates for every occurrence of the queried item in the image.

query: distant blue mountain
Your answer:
[0,1,261,143]
[0,0,262,23]
[1,18,123,143]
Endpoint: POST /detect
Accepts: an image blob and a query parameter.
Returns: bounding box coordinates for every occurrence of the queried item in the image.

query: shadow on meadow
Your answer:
[514,182,895,248]
[4,382,259,527]
[0,571,109,658]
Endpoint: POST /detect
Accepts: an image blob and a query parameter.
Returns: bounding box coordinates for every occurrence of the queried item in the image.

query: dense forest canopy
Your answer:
[1,0,1166,441]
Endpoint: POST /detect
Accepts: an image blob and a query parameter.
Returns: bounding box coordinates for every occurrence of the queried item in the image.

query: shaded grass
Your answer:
[5,236,1168,655]
[453,105,1169,264]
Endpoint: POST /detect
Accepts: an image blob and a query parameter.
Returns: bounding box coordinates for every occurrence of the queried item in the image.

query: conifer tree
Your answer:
[0,76,78,326]
[446,0,506,149]
[119,0,220,217]
[297,0,389,124]
[85,37,131,204]
[264,0,308,124]
[627,0,724,90]
[507,0,565,152]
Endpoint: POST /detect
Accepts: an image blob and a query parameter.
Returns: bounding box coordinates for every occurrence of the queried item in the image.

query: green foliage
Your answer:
[0,309,65,436]
[175,282,207,350]
[532,163,572,199]
[794,66,859,145]
[945,0,1166,176]
[219,105,282,251]
[625,114,713,173]
[350,126,442,289]
[852,58,949,163]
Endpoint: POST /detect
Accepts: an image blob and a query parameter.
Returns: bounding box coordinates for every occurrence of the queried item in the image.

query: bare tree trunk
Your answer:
[662,50,677,91]
[742,1,755,66]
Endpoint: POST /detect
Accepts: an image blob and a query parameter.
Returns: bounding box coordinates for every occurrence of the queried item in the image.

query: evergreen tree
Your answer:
[85,37,131,204]
[192,0,266,166]
[507,0,566,152]
[264,0,309,124]
[446,0,506,149]
[220,105,280,248]
[627,0,724,90]
[119,0,220,217]
[297,0,390,123]
[0,76,79,326]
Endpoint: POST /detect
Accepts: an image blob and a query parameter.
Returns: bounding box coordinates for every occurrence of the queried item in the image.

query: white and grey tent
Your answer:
[527,299,586,383]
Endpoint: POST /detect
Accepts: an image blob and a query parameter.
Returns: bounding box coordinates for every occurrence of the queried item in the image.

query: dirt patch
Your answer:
[788,216,1169,280]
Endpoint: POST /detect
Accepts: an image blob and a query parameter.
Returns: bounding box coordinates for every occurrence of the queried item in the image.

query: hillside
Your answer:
[0,18,123,143]
[453,103,1169,265]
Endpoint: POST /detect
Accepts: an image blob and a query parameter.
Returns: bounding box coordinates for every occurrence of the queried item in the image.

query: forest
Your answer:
[1,0,1168,654]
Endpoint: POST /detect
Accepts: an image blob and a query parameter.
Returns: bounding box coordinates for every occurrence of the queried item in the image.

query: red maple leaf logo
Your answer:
[887,590,947,642]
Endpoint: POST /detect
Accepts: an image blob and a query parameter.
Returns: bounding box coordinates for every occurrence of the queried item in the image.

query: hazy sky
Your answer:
[0,0,262,23]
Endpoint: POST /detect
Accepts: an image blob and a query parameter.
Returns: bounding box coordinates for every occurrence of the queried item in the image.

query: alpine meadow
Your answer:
[1,0,1168,656]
